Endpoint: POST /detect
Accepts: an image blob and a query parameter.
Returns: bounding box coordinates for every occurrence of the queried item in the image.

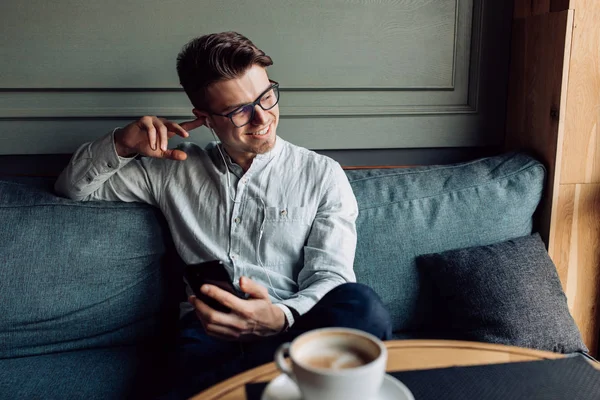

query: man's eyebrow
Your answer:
[218,83,273,114]
[219,102,247,114]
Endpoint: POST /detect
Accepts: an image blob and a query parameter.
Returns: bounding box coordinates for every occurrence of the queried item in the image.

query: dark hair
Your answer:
[176,32,273,111]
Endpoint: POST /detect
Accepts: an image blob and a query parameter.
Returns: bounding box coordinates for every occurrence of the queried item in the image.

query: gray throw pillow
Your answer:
[416,233,588,353]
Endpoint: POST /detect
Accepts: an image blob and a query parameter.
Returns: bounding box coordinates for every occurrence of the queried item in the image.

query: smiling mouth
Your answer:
[246,123,271,136]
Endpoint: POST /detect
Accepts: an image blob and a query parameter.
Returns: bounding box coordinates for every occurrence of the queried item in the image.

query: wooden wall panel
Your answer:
[551,0,572,11]
[532,0,551,15]
[505,10,573,246]
[514,0,570,18]
[554,183,600,355]
[559,0,600,184]
[514,0,544,18]
[510,0,600,355]
[553,184,575,288]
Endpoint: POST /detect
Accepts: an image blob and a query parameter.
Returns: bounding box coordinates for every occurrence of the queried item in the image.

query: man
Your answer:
[55,31,391,399]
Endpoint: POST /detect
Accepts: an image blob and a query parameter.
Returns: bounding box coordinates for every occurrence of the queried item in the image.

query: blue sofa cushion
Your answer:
[0,178,180,359]
[416,233,587,353]
[346,152,545,332]
[0,345,165,400]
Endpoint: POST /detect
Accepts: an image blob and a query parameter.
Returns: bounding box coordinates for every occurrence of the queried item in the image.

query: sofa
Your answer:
[0,151,588,399]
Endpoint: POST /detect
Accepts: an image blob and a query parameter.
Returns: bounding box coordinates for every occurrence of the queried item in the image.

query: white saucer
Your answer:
[261,373,415,400]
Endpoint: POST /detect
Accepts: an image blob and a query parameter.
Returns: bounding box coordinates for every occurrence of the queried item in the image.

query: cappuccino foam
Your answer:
[299,348,371,370]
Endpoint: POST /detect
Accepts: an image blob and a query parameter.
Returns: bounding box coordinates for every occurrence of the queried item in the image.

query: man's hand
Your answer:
[188,277,286,341]
[114,116,205,160]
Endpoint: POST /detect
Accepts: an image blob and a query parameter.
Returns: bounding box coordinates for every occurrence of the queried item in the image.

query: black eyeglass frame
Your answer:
[209,80,280,128]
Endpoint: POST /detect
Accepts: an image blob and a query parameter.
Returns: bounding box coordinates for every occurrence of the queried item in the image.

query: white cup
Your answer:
[274,328,387,400]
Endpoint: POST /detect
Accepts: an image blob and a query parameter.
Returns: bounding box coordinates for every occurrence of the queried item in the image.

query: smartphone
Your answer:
[184,260,244,313]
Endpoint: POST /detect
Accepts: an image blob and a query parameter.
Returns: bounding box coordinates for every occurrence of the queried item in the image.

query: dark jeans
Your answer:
[156,283,392,400]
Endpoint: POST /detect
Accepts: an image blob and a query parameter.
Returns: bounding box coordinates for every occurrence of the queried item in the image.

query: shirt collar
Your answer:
[254,136,284,161]
[218,136,284,168]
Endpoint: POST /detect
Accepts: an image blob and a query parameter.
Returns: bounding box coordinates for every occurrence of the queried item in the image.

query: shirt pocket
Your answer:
[259,206,313,268]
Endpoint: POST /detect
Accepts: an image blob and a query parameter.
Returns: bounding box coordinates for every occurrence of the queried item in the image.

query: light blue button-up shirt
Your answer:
[55,130,358,325]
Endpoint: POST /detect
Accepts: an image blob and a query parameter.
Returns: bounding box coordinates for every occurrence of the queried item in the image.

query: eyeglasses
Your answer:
[210,81,280,128]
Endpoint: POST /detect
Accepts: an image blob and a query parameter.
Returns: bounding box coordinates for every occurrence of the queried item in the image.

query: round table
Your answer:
[189,340,572,400]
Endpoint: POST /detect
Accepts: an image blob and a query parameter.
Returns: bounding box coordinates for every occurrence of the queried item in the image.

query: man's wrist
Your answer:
[113,129,136,158]
[270,304,286,332]
[274,304,296,332]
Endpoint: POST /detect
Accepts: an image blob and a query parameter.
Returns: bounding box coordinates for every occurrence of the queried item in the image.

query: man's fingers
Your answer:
[239,276,269,299]
[206,308,249,332]
[190,296,222,325]
[189,295,249,332]
[154,119,169,152]
[139,118,157,151]
[163,149,187,161]
[180,117,205,132]
[189,295,217,316]
[133,117,198,157]
[201,284,251,314]
[165,121,190,139]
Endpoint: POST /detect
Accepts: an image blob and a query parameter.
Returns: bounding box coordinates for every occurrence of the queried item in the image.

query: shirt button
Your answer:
[280,209,287,216]
[231,254,236,260]
[234,217,241,224]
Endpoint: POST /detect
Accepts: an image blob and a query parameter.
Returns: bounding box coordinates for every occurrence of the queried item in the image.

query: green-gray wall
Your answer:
[0,0,513,164]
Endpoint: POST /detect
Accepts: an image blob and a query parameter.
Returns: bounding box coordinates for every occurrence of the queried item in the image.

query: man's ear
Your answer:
[192,109,211,128]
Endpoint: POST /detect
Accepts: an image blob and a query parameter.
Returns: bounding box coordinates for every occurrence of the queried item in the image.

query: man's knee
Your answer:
[328,282,381,304]
[332,283,386,312]
[327,283,392,339]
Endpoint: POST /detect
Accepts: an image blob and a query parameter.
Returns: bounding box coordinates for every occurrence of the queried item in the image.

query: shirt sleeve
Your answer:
[54,129,163,206]
[273,303,296,329]
[276,162,358,316]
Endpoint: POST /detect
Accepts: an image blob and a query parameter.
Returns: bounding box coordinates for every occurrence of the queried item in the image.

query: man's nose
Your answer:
[251,105,269,125]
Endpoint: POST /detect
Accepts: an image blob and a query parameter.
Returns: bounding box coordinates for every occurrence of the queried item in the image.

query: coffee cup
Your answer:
[274,327,387,400]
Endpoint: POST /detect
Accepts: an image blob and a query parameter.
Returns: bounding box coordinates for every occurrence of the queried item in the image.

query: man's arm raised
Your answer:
[54,116,204,203]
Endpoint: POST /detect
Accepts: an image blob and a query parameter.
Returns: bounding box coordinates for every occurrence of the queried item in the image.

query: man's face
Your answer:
[194,65,279,161]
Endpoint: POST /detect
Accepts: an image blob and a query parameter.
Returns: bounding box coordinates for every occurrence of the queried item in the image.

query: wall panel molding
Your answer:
[0,91,477,119]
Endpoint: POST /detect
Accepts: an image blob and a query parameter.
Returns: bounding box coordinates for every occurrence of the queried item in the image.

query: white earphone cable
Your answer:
[210,127,240,204]
[209,125,284,300]
[256,193,285,301]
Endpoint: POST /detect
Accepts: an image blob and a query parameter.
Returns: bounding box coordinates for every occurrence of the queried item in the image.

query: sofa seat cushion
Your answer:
[0,345,165,400]
[345,152,545,332]
[0,178,180,359]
